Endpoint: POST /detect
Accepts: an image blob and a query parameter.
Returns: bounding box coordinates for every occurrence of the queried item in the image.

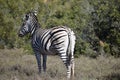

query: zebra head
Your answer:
[18,11,38,37]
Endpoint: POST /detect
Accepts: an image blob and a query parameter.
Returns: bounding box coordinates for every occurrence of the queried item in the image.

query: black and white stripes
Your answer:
[18,11,76,79]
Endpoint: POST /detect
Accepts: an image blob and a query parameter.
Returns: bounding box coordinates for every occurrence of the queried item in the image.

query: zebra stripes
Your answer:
[18,11,76,79]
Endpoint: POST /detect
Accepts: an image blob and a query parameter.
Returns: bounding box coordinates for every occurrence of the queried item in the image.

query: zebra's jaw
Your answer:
[18,33,24,37]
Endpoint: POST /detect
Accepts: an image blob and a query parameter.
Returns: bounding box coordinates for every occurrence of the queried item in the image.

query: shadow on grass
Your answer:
[100,73,120,80]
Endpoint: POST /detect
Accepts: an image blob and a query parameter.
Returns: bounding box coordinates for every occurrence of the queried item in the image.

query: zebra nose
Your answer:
[18,31,24,37]
[18,33,23,37]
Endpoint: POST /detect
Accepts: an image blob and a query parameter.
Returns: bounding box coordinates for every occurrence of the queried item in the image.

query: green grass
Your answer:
[0,49,120,80]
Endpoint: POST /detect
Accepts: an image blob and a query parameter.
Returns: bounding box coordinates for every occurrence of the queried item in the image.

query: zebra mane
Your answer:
[26,11,37,18]
[32,11,41,28]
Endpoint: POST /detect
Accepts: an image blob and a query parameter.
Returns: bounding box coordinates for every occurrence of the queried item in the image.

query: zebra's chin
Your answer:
[18,33,24,37]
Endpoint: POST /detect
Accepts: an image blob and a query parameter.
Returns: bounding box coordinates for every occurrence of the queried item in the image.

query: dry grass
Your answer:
[0,49,120,80]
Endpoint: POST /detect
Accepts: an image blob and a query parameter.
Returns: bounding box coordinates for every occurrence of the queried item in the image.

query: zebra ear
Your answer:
[34,11,37,16]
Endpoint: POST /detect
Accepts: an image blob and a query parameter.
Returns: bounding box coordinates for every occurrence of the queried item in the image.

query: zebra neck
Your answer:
[31,27,36,36]
[30,23,40,37]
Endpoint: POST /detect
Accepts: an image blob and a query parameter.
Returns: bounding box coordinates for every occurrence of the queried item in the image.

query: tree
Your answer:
[90,0,120,57]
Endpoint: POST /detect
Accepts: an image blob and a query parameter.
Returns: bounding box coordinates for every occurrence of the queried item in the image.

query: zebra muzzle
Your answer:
[18,31,24,37]
[18,34,23,37]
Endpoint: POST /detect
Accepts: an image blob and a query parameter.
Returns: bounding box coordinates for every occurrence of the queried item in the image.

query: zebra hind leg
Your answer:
[59,53,71,79]
[67,63,72,79]
[71,55,74,80]
[67,55,74,80]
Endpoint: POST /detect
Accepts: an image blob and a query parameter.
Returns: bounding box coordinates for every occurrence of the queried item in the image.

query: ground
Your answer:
[0,49,120,80]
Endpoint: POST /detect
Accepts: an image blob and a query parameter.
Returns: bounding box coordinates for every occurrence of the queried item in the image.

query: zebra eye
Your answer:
[25,14,29,20]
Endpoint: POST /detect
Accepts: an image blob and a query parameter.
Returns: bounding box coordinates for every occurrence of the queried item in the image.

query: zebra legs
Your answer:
[35,52,42,73]
[71,56,74,79]
[42,54,47,72]
[67,57,74,79]
[60,53,74,79]
[35,51,47,73]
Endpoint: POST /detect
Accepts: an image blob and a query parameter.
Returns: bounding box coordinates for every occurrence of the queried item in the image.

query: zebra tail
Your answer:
[67,29,76,64]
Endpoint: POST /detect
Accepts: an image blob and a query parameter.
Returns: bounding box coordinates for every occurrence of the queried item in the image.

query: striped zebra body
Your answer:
[32,27,71,54]
[18,11,76,79]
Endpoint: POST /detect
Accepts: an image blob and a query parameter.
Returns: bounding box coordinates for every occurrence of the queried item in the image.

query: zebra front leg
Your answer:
[42,54,47,72]
[35,51,41,74]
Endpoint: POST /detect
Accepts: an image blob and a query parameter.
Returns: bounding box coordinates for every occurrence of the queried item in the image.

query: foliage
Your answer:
[89,0,120,57]
[0,0,119,57]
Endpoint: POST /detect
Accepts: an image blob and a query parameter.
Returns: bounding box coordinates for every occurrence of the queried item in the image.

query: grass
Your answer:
[0,49,120,80]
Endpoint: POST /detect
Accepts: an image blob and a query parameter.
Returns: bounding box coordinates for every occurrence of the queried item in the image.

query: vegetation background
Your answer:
[0,0,120,80]
[0,0,120,57]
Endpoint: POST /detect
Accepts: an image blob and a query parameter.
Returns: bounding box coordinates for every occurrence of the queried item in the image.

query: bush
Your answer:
[0,0,119,57]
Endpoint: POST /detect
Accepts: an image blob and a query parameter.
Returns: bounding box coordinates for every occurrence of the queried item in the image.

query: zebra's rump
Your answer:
[40,26,72,54]
[49,26,72,55]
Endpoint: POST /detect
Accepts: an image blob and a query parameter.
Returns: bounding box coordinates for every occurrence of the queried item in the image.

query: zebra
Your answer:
[18,11,76,79]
